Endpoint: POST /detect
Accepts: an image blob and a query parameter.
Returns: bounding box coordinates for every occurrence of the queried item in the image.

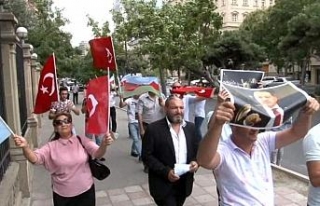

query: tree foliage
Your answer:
[240,0,320,83]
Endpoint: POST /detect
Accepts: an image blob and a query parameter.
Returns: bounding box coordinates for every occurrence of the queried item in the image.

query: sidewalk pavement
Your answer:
[29,99,308,205]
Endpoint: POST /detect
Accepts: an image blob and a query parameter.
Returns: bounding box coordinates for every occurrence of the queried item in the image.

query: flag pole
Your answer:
[110,35,122,94]
[107,68,111,135]
[52,53,59,102]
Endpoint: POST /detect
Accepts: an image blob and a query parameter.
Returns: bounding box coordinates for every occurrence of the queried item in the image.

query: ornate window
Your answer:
[232,0,237,5]
[254,0,258,6]
[243,0,249,6]
[222,0,225,6]
[262,0,265,8]
[221,12,225,21]
[232,12,239,22]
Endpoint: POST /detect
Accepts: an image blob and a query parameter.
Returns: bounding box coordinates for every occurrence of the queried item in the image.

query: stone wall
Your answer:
[0,162,23,206]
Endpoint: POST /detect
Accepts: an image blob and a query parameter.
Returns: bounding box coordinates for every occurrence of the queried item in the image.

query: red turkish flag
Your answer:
[34,54,59,114]
[86,76,109,134]
[171,86,215,98]
[195,87,216,98]
[89,37,117,71]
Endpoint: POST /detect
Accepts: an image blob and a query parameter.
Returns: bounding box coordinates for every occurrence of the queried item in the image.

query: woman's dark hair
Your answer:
[51,112,73,141]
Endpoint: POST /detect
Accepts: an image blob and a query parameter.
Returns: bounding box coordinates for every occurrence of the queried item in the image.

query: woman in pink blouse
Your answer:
[13,112,113,206]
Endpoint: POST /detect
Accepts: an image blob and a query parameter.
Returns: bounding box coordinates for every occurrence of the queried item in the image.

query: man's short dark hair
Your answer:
[59,87,68,94]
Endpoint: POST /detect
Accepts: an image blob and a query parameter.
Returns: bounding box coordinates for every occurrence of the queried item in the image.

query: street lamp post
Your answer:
[31,53,38,105]
[16,27,28,44]
[16,26,34,119]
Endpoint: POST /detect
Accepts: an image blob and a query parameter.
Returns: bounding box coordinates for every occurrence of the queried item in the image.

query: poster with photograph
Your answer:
[220,69,264,88]
[221,82,309,129]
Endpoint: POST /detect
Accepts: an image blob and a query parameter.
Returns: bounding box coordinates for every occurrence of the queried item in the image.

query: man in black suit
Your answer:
[142,95,200,206]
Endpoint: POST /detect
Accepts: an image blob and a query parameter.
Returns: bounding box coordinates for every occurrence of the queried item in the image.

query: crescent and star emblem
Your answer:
[40,73,55,96]
[105,48,113,63]
[88,94,98,117]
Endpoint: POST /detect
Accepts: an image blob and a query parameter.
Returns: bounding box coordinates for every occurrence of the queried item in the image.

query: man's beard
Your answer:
[167,115,183,124]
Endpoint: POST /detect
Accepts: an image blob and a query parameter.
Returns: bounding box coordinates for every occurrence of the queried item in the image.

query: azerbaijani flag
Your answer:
[121,76,161,98]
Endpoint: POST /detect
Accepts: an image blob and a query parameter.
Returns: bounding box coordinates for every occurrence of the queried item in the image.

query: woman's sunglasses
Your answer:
[53,119,72,126]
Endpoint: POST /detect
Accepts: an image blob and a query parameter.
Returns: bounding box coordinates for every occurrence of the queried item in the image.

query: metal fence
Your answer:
[16,43,27,135]
[0,28,11,182]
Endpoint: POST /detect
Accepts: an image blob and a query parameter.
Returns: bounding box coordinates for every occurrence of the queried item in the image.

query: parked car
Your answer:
[190,78,209,86]
[262,76,300,87]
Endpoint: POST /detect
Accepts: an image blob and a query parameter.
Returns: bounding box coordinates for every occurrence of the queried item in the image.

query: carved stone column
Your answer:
[22,43,34,117]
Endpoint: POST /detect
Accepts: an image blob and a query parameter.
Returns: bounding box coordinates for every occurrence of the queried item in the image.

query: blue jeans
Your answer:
[195,116,204,139]
[85,133,103,146]
[129,122,141,155]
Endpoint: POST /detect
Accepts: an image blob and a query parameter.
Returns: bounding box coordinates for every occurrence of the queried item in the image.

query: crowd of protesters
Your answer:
[11,76,320,206]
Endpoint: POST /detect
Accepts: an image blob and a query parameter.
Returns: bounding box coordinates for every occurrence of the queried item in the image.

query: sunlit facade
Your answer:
[216,0,274,30]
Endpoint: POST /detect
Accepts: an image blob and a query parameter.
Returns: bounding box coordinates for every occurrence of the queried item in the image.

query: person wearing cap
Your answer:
[197,93,319,205]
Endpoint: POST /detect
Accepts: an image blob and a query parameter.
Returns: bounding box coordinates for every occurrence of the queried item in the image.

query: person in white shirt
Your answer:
[119,94,141,160]
[303,123,320,206]
[138,91,165,172]
[72,83,79,104]
[197,93,319,205]
[109,88,118,133]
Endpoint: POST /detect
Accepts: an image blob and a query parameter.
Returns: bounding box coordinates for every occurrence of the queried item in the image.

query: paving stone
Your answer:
[203,186,218,197]
[275,194,294,205]
[193,194,216,203]
[114,200,134,206]
[284,193,307,203]
[96,196,111,205]
[127,191,149,200]
[124,185,144,193]
[202,201,219,206]
[141,183,149,191]
[131,197,154,206]
[274,187,297,195]
[96,190,108,198]
[191,185,208,196]
[109,194,130,203]
[32,199,53,206]
[184,196,198,205]
[107,188,125,196]
[31,192,52,200]
[196,179,217,187]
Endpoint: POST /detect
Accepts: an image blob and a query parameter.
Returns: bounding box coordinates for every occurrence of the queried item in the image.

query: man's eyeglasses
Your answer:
[53,119,72,126]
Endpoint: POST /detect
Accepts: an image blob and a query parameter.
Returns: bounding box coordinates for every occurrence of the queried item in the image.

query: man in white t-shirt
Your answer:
[303,123,320,206]
[109,89,118,133]
[49,87,80,120]
[197,95,319,205]
[119,94,141,160]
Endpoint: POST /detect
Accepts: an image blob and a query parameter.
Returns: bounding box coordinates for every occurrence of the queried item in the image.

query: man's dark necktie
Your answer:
[272,108,282,126]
